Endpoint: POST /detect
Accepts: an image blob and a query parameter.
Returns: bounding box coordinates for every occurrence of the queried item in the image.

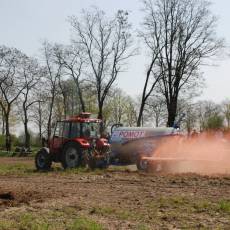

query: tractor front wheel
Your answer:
[61,142,81,169]
[87,150,110,170]
[35,149,52,171]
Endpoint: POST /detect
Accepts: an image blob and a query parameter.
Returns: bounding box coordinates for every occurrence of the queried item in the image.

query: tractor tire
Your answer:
[87,157,97,170]
[61,142,81,169]
[87,151,110,170]
[136,156,148,171]
[99,152,110,169]
[35,148,52,171]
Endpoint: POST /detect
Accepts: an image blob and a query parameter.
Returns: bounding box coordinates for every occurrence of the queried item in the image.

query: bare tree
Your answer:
[0,107,5,135]
[222,100,230,128]
[196,100,220,131]
[137,0,165,126]
[31,90,48,142]
[141,0,223,127]
[69,8,135,123]
[0,46,28,150]
[177,99,198,133]
[104,88,137,126]
[108,89,127,124]
[17,57,42,149]
[145,95,167,127]
[41,41,63,138]
[52,44,86,113]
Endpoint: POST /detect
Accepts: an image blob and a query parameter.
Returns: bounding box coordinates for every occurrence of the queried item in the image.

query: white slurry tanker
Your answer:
[110,125,180,170]
[109,115,185,170]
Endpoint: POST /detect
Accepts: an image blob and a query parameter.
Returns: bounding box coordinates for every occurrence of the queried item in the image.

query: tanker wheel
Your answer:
[136,156,148,172]
[35,149,52,171]
[61,142,81,169]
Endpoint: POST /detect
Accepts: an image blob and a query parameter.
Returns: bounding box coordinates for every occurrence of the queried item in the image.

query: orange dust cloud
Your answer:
[146,131,230,174]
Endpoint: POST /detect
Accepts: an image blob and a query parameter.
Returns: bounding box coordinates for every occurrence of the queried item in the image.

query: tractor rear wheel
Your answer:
[35,149,52,171]
[61,142,81,169]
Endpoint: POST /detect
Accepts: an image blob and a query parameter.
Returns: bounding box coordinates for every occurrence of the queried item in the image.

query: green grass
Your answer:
[0,151,14,157]
[0,147,40,157]
[0,163,34,176]
[218,200,230,214]
[142,196,230,228]
[69,217,104,230]
[0,209,104,230]
[90,206,130,220]
[0,205,147,230]
[0,158,132,176]
[89,206,145,222]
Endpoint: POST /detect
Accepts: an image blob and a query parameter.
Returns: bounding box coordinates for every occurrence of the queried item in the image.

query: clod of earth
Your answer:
[0,192,15,200]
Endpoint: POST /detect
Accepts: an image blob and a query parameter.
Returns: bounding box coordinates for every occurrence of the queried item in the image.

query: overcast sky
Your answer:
[0,0,229,103]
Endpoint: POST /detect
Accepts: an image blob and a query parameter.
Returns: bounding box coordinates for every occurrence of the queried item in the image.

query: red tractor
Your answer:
[35,113,110,170]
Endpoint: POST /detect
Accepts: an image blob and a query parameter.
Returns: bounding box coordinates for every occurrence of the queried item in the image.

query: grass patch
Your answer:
[90,206,144,221]
[90,206,133,220]
[89,206,151,229]
[158,196,189,209]
[0,151,14,157]
[0,162,109,177]
[218,200,230,214]
[145,195,230,228]
[0,208,105,230]
[0,163,34,176]
[193,200,212,213]
[134,224,150,230]
[69,217,103,230]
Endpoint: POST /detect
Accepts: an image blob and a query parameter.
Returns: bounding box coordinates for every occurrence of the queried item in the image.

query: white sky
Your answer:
[0,0,229,103]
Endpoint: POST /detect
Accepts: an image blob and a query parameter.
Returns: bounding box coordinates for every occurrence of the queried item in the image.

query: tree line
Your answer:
[0,0,226,150]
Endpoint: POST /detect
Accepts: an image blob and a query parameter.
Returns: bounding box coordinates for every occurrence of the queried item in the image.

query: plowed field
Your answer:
[0,157,230,229]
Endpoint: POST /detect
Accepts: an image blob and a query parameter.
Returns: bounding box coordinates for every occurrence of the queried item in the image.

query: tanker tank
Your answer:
[110,126,179,169]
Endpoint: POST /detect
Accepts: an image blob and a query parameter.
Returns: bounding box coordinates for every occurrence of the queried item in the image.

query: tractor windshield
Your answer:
[82,122,100,138]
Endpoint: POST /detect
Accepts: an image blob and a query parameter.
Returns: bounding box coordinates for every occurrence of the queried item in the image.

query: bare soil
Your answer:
[0,157,230,229]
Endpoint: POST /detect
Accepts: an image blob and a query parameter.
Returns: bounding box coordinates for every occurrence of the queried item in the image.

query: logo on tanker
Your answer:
[118,130,145,139]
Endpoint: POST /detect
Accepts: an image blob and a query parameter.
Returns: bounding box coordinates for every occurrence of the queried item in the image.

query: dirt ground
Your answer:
[0,157,230,229]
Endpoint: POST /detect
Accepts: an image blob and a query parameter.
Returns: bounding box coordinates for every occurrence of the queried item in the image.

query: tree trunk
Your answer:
[78,86,85,112]
[5,113,11,152]
[72,70,85,113]
[24,120,30,149]
[97,102,104,134]
[74,79,85,112]
[155,114,159,127]
[1,110,5,135]
[137,102,145,127]
[167,98,178,127]
[24,122,30,148]
[38,101,42,142]
[23,99,31,149]
[63,94,67,119]
[47,95,55,139]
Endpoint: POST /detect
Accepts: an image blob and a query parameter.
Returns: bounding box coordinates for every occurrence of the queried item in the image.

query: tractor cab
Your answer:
[35,113,110,170]
[50,113,102,154]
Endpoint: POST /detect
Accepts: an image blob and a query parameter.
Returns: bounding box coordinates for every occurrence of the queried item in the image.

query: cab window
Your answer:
[63,122,70,138]
[70,122,80,138]
[54,122,64,137]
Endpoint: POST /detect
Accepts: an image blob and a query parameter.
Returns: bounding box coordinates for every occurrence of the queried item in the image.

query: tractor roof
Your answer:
[63,113,101,123]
